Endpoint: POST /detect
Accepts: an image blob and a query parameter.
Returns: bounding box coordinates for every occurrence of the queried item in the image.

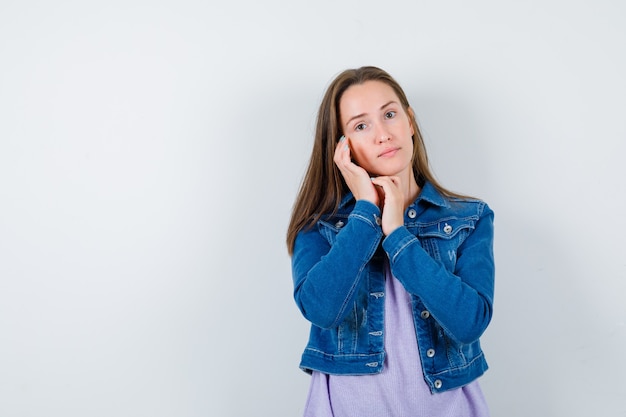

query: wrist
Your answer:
[383,223,403,236]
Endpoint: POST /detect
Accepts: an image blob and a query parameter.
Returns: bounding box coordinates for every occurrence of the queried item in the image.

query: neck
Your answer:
[404,171,421,208]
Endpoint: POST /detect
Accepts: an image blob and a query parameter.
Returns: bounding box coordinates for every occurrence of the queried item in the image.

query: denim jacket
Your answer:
[291,182,495,393]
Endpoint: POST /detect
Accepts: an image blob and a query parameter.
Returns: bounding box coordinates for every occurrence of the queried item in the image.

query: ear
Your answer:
[407,107,415,136]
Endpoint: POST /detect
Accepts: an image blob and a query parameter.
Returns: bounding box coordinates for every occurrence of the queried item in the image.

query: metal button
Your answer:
[427,349,435,358]
[443,223,452,234]
[420,310,430,319]
[375,216,381,226]
[335,220,344,228]
[407,208,417,219]
[434,380,443,389]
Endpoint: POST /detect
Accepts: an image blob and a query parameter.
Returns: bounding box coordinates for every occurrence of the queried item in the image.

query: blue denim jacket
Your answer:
[291,182,495,393]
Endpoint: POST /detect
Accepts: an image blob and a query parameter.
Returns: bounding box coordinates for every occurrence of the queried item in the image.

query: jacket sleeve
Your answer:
[382,203,495,344]
[291,200,383,329]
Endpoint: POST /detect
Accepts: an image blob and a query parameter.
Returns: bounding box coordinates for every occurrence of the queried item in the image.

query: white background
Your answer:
[1,1,624,416]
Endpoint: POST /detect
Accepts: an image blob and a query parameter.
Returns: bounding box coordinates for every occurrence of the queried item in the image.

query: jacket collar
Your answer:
[413,181,450,208]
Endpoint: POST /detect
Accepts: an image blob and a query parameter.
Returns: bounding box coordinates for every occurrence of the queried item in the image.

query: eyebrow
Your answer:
[344,100,398,127]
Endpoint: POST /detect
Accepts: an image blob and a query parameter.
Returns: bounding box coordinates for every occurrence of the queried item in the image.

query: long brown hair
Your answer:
[286,66,465,254]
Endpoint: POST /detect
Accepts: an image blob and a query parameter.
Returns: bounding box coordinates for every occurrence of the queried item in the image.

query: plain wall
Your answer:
[1,1,624,416]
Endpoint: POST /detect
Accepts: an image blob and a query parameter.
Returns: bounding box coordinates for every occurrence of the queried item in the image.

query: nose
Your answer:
[377,129,391,143]
[373,123,391,143]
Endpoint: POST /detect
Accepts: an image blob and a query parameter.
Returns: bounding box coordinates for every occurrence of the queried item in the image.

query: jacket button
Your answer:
[434,380,442,389]
[335,220,344,228]
[443,223,452,234]
[420,310,430,319]
[407,208,417,219]
[427,349,435,358]
[375,216,382,226]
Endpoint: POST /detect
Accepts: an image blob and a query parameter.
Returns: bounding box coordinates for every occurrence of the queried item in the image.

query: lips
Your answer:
[378,147,400,158]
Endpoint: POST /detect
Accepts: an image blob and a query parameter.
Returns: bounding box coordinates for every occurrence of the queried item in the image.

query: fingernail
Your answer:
[339,135,345,142]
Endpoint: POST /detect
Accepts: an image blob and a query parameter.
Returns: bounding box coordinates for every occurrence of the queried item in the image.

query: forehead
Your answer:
[339,80,400,115]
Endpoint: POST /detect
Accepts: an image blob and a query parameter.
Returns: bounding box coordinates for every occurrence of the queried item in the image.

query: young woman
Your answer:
[286,66,495,417]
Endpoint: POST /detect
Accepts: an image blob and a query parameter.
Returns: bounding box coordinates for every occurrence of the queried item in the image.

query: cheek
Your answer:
[351,147,376,171]
[350,144,368,163]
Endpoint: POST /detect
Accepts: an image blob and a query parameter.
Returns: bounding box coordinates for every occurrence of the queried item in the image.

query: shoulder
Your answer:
[417,186,493,227]
[446,197,493,218]
[420,182,491,216]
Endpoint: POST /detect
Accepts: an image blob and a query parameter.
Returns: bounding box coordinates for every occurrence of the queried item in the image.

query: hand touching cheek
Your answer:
[333,136,379,206]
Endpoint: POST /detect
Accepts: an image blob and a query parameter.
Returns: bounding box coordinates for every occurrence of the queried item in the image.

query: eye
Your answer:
[385,111,396,119]
[355,123,367,131]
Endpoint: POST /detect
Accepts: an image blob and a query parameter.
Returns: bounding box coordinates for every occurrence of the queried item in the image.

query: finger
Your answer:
[335,140,362,177]
[371,176,394,189]
[380,176,400,186]
[371,177,403,205]
[372,176,402,190]
[333,136,351,165]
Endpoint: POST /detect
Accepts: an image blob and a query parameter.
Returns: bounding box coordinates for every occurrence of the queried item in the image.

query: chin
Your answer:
[370,165,411,178]
[369,165,401,176]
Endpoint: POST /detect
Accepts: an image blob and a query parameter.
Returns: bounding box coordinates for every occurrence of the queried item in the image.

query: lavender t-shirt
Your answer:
[303,263,490,417]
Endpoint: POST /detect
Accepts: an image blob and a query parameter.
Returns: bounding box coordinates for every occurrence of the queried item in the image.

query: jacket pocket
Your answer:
[417,217,476,269]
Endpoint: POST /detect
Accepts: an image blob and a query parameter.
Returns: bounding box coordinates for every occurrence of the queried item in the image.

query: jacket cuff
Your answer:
[382,225,420,263]
[349,200,382,230]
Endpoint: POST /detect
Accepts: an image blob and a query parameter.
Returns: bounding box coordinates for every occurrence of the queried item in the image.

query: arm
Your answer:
[382,204,495,344]
[291,200,383,329]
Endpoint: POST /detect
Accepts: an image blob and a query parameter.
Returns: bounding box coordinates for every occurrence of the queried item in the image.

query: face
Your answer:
[339,80,415,178]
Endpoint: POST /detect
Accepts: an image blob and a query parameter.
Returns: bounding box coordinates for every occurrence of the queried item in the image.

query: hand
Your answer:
[333,136,379,205]
[371,176,404,235]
